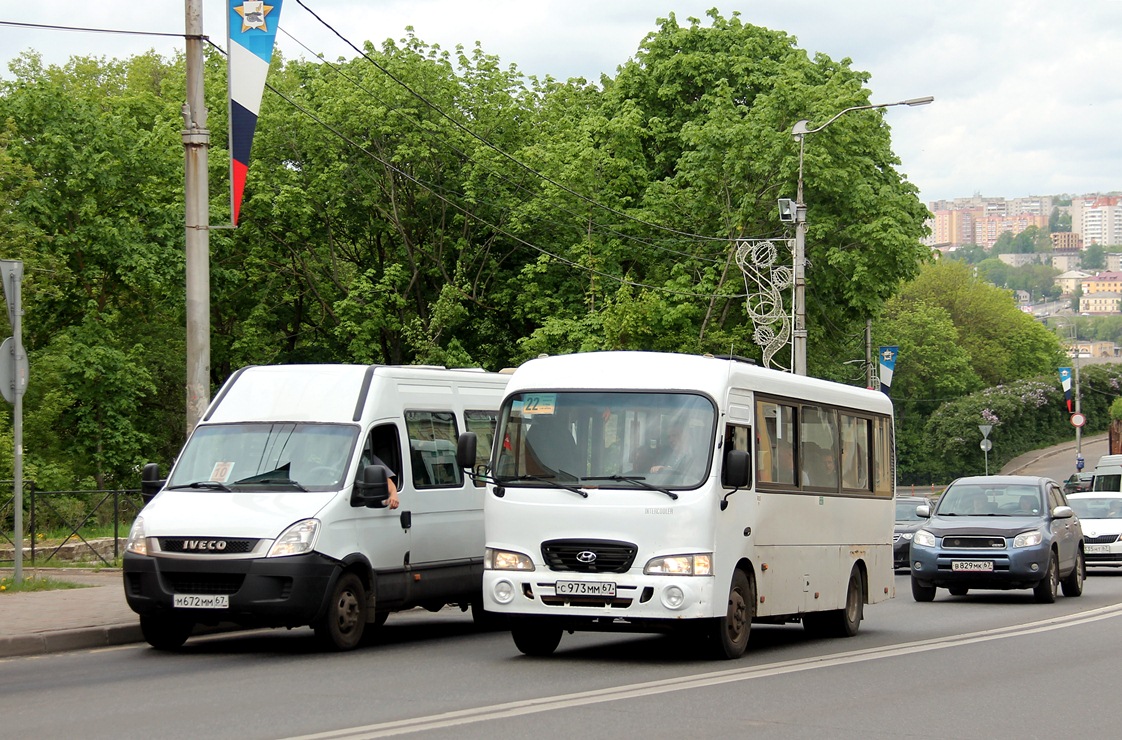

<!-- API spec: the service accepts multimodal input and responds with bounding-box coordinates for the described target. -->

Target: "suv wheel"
[1033,553,1058,604]
[911,575,936,602]
[1061,549,1085,597]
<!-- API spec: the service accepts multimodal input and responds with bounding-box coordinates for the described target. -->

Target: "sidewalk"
[0,568,142,658]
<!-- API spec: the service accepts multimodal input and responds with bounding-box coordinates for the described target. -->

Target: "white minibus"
[457,351,895,659]
[124,363,509,650]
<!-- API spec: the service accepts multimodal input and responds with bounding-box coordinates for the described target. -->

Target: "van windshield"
[494,391,715,490]
[168,423,359,492]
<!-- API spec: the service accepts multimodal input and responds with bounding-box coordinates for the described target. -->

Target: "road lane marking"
[284,601,1122,739]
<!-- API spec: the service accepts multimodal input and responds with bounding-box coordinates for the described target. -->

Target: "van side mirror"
[456,432,478,470]
[352,464,390,508]
[140,462,165,504]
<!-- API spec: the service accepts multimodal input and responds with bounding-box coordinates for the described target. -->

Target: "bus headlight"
[125,516,148,556]
[645,553,712,576]
[485,548,535,571]
[267,519,320,557]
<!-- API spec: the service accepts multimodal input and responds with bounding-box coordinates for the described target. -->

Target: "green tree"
[1082,243,1106,271]
[889,260,1063,387]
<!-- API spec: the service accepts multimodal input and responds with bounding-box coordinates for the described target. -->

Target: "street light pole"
[790,95,933,376]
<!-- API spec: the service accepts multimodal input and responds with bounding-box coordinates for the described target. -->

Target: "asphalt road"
[4,570,1122,739]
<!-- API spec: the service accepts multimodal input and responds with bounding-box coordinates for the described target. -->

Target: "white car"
[1067,493,1122,567]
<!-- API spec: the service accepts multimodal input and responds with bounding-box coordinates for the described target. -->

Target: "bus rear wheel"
[805,566,864,638]
[708,569,753,659]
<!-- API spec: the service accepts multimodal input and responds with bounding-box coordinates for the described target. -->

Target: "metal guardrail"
[0,484,145,566]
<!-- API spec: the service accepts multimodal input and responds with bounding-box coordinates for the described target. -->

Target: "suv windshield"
[935,482,1043,516]
[494,391,715,490]
[167,422,359,492]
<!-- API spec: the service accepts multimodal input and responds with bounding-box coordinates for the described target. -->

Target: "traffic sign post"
[1,259,26,584]
[978,425,992,475]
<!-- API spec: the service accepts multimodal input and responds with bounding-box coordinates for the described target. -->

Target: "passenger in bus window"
[650,426,697,475]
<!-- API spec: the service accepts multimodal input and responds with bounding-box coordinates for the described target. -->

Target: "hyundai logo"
[575,550,598,564]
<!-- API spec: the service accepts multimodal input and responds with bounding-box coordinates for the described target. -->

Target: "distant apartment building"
[972,213,1048,249]
[998,253,1049,268]
[927,195,1051,248]
[1052,252,1081,272]
[1107,253,1122,271]
[1072,196,1122,246]
[1050,231,1082,252]
[1080,291,1122,314]
[1056,270,1090,295]
[1081,270,1122,295]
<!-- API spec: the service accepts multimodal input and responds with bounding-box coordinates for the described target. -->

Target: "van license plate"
[174,594,229,609]
[951,561,993,572]
[555,581,616,597]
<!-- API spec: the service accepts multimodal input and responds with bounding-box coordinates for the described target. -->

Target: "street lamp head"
[791,119,811,138]
[903,95,934,106]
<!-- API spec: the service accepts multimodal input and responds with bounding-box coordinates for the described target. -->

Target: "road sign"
[0,336,28,403]
[979,424,992,439]
[1071,413,1086,428]
[980,439,992,452]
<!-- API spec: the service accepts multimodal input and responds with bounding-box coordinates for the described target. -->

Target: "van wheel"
[708,569,753,659]
[511,619,563,656]
[1061,549,1085,597]
[314,572,367,650]
[140,614,193,650]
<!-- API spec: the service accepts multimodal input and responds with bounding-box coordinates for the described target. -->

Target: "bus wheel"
[140,614,193,650]
[709,569,753,659]
[314,572,367,651]
[511,619,563,656]
[803,566,863,638]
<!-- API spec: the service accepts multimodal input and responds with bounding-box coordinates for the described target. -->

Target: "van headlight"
[912,529,936,548]
[125,516,148,556]
[645,553,712,576]
[1013,530,1043,548]
[267,519,320,557]
[485,547,535,571]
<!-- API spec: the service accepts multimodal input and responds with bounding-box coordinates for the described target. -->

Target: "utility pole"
[865,318,873,389]
[184,0,210,435]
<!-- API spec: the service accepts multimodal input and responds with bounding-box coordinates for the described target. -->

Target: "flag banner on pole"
[1059,367,1073,413]
[228,1,284,225]
[878,346,898,396]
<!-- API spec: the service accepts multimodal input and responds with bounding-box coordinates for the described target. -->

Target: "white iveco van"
[123,364,509,650]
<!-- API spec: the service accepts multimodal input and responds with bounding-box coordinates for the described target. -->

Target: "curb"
[0,623,143,658]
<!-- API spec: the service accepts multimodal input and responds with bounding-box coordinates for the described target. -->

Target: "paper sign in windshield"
[210,462,235,483]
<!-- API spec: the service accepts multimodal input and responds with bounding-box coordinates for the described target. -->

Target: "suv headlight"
[267,519,320,557]
[1013,530,1043,548]
[125,516,148,556]
[485,548,535,571]
[645,553,713,576]
[912,529,936,548]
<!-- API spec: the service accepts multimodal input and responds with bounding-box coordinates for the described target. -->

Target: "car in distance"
[893,496,932,570]
[1066,493,1122,568]
[909,475,1085,603]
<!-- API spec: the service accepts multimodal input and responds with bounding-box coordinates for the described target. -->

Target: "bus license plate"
[174,594,229,609]
[555,581,616,597]
[951,561,993,572]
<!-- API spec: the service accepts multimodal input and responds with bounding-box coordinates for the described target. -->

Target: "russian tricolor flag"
[228,1,284,225]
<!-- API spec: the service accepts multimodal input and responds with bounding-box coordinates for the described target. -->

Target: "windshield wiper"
[581,475,678,500]
[240,477,308,491]
[167,481,232,492]
[501,473,588,498]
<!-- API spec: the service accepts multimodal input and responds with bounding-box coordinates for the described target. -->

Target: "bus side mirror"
[352,464,390,508]
[140,462,165,505]
[723,449,750,489]
[456,432,478,470]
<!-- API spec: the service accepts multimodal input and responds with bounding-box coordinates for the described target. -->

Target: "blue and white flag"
[228,0,284,225]
[1059,367,1073,413]
[878,346,898,396]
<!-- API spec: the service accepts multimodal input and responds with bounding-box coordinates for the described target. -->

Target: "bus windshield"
[168,422,359,492]
[494,391,716,489]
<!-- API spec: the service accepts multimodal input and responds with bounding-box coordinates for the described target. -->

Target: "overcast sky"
[1,0,1120,205]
